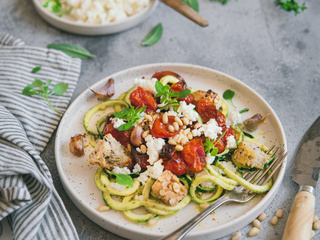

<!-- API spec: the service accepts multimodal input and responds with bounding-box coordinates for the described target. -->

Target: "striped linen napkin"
[0,33,81,240]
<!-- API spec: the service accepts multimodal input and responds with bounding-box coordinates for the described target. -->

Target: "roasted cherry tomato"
[181,139,206,174]
[170,80,193,104]
[151,116,181,138]
[213,138,225,154]
[129,87,158,112]
[160,144,187,176]
[220,125,236,145]
[104,123,131,146]
[151,71,184,81]
[131,147,149,170]
[195,98,226,125]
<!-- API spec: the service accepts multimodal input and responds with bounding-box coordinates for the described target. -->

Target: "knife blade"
[283,116,320,240]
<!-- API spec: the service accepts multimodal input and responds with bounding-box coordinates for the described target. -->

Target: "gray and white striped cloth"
[0,33,81,240]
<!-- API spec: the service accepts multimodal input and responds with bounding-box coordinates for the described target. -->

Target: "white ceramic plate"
[32,0,158,35]
[55,63,287,240]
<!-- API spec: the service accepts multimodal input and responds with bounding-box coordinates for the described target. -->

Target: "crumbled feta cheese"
[226,135,237,149]
[132,163,141,173]
[134,195,144,201]
[112,166,131,175]
[134,77,158,95]
[110,182,126,192]
[201,119,222,140]
[137,160,164,185]
[167,110,178,116]
[177,101,199,122]
[111,117,125,129]
[192,128,202,137]
[145,135,166,165]
[226,111,242,126]
[205,154,215,165]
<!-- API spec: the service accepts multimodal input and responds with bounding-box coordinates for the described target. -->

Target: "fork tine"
[260,152,287,185]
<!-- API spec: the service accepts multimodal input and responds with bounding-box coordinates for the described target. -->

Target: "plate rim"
[55,63,287,239]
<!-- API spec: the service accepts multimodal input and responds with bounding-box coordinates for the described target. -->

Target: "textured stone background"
[1,0,319,239]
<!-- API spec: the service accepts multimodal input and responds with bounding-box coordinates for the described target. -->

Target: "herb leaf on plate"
[203,131,226,156]
[155,81,191,105]
[239,108,249,114]
[114,106,146,131]
[223,89,236,108]
[47,43,96,59]
[142,23,163,46]
[180,0,199,12]
[115,174,134,188]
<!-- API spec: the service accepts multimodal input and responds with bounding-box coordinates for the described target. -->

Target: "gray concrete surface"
[1,0,320,239]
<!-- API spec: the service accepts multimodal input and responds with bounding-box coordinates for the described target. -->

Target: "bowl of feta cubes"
[32,0,158,35]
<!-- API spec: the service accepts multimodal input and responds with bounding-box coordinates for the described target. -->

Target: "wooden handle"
[159,0,208,27]
[282,190,315,240]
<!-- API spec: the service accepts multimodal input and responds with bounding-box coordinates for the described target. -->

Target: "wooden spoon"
[160,0,209,27]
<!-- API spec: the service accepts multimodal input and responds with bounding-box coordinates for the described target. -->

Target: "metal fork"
[160,146,287,240]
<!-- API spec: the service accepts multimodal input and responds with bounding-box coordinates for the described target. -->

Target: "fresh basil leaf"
[155,80,164,93]
[243,131,254,139]
[116,174,134,188]
[142,23,163,46]
[32,66,41,73]
[53,83,68,95]
[178,89,191,99]
[181,0,199,12]
[118,122,134,131]
[275,0,306,15]
[210,147,219,156]
[239,108,249,114]
[223,89,236,108]
[47,43,96,59]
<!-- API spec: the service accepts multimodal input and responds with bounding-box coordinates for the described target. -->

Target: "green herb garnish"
[181,0,199,12]
[43,0,63,16]
[22,79,68,114]
[239,108,249,114]
[47,43,96,59]
[276,0,307,15]
[223,89,236,108]
[155,81,191,105]
[142,23,163,46]
[115,174,134,188]
[209,0,230,4]
[242,131,254,139]
[203,131,226,156]
[32,66,41,73]
[114,106,146,131]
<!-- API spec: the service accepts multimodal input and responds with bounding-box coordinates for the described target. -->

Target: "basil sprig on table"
[22,78,68,114]
[113,106,146,131]
[142,23,163,46]
[31,66,41,73]
[48,43,96,59]
[275,0,307,15]
[203,131,226,157]
[155,81,191,105]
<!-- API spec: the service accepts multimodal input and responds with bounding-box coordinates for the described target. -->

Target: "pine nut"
[183,128,191,135]
[173,122,179,131]
[148,218,158,226]
[172,134,179,142]
[185,114,192,121]
[258,212,266,222]
[127,144,131,152]
[187,132,193,140]
[252,219,261,229]
[162,113,168,124]
[140,145,147,154]
[174,116,183,126]
[180,137,188,145]
[175,145,183,151]
[168,125,175,132]
[199,203,210,209]
[173,183,181,193]
[182,125,187,129]
[144,115,152,122]
[98,205,110,212]
[153,114,158,121]
[168,139,177,145]
[142,130,150,138]
[177,134,184,144]
[231,232,241,240]
[313,215,319,223]
[275,208,283,218]
[313,220,320,230]
[270,216,278,225]
[181,117,189,125]
[194,122,202,129]
[248,227,260,237]
[310,230,315,239]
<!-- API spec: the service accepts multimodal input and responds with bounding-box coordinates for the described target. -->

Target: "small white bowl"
[32,0,158,35]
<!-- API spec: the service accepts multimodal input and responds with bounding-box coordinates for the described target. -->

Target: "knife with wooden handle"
[282,116,320,240]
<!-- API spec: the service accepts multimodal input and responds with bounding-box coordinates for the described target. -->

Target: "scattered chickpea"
[275,208,283,218]
[270,216,278,226]
[168,139,177,145]
[248,227,260,237]
[98,205,110,212]
[231,232,241,240]
[310,230,315,239]
[162,113,168,124]
[168,125,175,133]
[252,219,261,229]
[313,220,320,230]
[258,213,267,222]
[148,218,158,226]
[314,215,319,223]
[140,144,147,154]
[175,144,183,151]
[142,130,150,139]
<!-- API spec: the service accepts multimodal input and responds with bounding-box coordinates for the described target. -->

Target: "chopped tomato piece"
[160,144,187,176]
[151,71,184,81]
[213,138,225,154]
[195,98,226,125]
[131,147,149,170]
[104,123,131,146]
[220,125,236,145]
[129,87,158,112]
[181,139,206,174]
[151,116,181,138]
[170,80,193,104]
